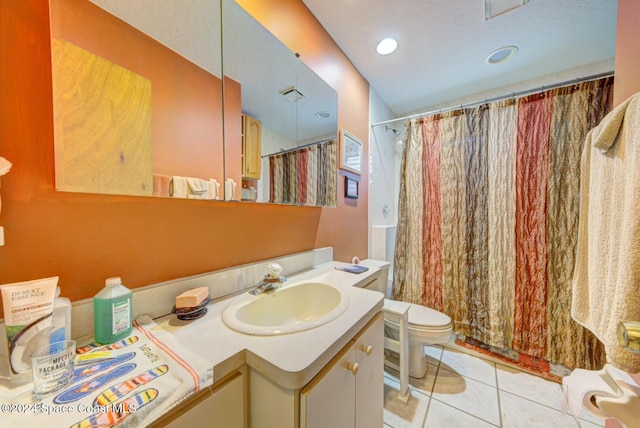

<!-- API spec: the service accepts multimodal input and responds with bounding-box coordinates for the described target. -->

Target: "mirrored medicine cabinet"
[49,0,338,207]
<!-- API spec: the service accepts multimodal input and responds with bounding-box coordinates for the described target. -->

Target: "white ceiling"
[301,0,618,116]
[222,1,338,143]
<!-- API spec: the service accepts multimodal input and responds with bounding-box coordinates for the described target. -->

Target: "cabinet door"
[355,314,384,428]
[242,115,262,179]
[300,342,357,428]
[165,372,245,428]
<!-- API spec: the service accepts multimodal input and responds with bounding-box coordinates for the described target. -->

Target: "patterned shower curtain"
[392,78,613,370]
[268,139,337,207]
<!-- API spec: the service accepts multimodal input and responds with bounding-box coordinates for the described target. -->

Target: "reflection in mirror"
[222,0,338,206]
[50,0,224,199]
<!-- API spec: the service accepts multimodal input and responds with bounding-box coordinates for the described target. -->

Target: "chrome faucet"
[249,263,287,295]
[249,277,286,295]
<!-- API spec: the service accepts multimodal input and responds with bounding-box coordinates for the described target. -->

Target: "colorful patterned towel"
[1,315,213,427]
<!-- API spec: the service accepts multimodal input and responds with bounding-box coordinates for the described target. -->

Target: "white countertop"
[147,260,386,390]
[0,257,388,428]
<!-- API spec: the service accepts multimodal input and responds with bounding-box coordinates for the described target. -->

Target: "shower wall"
[368,88,401,261]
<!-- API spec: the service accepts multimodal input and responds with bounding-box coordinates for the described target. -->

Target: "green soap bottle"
[93,277,132,344]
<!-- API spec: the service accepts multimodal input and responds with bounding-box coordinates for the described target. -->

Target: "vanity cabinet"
[250,313,383,428]
[354,313,385,428]
[301,341,357,427]
[156,371,246,428]
[300,314,384,428]
[242,114,262,179]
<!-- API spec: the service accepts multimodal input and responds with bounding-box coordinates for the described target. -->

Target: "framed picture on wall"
[344,176,359,199]
[340,129,362,175]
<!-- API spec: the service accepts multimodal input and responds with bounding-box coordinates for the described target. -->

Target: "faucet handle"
[264,263,285,283]
[267,263,284,278]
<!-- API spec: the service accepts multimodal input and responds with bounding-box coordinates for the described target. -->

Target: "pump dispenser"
[93,277,132,344]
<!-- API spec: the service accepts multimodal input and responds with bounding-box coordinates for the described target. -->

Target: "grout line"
[496,388,504,426]
[421,359,441,427]
[495,366,503,428]
[430,362,440,395]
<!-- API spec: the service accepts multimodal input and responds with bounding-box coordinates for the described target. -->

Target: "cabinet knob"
[361,344,373,356]
[347,362,359,376]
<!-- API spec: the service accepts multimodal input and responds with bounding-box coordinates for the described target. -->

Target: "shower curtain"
[392,77,613,370]
[268,139,337,207]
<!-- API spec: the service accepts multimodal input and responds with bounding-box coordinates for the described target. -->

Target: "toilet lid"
[406,303,451,328]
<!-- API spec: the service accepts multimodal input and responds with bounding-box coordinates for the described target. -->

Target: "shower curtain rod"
[261,136,336,158]
[370,71,614,128]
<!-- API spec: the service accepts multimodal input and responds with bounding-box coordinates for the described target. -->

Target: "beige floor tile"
[424,398,498,427]
[385,363,439,396]
[431,367,501,425]
[384,346,610,428]
[440,348,497,386]
[496,363,564,411]
[424,345,443,364]
[383,375,430,428]
[500,390,604,428]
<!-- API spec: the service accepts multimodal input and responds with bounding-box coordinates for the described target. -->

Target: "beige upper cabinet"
[242,115,262,179]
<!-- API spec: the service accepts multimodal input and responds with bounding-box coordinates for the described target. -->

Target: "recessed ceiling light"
[316,111,330,119]
[376,38,398,55]
[486,46,518,64]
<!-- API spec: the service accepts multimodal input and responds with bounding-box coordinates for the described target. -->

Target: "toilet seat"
[404,303,451,327]
[384,301,453,344]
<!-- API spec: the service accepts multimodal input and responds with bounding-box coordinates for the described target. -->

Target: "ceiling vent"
[280,86,305,103]
[485,0,529,20]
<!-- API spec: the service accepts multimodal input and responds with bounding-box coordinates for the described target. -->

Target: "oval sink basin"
[222,282,349,335]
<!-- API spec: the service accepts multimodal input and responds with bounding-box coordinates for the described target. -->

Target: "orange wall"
[614,0,640,106]
[0,0,368,309]
[236,0,371,262]
[224,76,243,190]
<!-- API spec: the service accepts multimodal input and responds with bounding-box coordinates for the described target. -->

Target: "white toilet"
[364,263,453,378]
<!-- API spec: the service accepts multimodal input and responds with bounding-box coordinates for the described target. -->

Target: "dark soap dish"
[173,296,211,321]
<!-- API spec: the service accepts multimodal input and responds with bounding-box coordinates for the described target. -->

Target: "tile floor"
[383,345,608,428]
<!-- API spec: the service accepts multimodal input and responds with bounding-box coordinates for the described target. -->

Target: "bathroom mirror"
[222,0,339,206]
[49,0,224,199]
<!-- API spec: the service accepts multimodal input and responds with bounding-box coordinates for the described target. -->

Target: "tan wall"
[0,0,369,311]
[614,0,640,106]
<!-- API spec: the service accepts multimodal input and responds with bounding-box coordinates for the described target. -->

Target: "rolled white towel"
[185,177,209,196]
[207,179,220,200]
[225,178,236,201]
[171,176,188,198]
